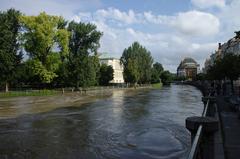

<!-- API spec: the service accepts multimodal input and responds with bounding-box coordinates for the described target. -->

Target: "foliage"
[67,21,102,88]
[160,71,173,85]
[207,53,240,81]
[20,12,69,83]
[0,9,22,92]
[173,76,186,81]
[151,62,164,83]
[196,73,206,81]
[121,42,153,84]
[0,8,176,91]
[99,64,114,86]
[207,53,240,93]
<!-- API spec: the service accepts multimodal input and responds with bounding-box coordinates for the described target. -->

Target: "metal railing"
[187,93,211,159]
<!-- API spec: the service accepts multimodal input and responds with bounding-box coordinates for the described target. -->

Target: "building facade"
[177,57,200,80]
[99,58,124,84]
[204,32,240,72]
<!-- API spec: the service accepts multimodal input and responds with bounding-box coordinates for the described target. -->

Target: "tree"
[120,42,153,85]
[67,21,102,89]
[138,48,153,84]
[221,54,240,93]
[151,62,164,83]
[99,64,114,86]
[20,12,69,84]
[0,9,22,92]
[160,71,173,85]
[206,60,224,81]
[207,53,240,93]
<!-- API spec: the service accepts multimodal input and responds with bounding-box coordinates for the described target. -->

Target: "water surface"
[0,84,203,159]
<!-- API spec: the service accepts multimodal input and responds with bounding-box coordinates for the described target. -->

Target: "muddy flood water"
[0,84,203,159]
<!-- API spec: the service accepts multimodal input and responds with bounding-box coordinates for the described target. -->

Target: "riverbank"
[0,89,57,98]
[0,84,160,98]
[0,86,155,119]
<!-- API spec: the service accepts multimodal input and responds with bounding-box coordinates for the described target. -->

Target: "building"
[99,58,124,84]
[177,57,200,80]
[221,35,240,57]
[203,32,240,72]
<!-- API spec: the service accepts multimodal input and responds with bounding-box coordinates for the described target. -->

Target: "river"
[0,84,203,159]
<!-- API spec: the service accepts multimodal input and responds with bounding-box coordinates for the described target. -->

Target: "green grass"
[152,83,163,89]
[0,89,58,98]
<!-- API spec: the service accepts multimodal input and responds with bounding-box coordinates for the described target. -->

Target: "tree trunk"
[5,82,9,92]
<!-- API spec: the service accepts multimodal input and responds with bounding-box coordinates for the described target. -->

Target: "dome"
[182,57,197,64]
[177,57,198,71]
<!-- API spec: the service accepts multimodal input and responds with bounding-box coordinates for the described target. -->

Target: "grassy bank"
[0,84,155,98]
[152,83,163,89]
[0,90,57,98]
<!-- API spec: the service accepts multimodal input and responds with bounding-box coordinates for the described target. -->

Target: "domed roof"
[182,57,197,64]
[177,57,198,70]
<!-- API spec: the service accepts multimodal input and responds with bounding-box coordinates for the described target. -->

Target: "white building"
[100,58,124,84]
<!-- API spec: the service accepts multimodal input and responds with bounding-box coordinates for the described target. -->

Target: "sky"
[1,0,240,72]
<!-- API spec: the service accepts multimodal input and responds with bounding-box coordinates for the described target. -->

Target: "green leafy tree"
[221,54,240,93]
[138,49,153,84]
[99,64,114,86]
[67,21,102,89]
[151,62,164,83]
[207,53,240,93]
[121,42,153,85]
[20,12,69,84]
[207,59,224,81]
[0,9,22,92]
[160,70,173,85]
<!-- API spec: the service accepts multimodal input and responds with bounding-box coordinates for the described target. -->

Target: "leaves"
[68,21,102,88]
[120,42,153,84]
[99,64,114,86]
[207,53,240,81]
[20,12,69,84]
[0,8,22,91]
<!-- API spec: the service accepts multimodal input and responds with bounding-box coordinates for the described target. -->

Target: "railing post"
[186,116,218,159]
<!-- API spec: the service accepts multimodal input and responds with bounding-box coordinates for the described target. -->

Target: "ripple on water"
[125,127,187,159]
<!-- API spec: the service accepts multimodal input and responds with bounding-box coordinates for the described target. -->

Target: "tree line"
[206,53,240,93]
[0,9,172,92]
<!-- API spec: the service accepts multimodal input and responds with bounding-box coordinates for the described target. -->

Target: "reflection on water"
[0,84,203,159]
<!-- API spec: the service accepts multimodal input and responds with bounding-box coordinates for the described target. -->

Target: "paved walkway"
[217,96,240,159]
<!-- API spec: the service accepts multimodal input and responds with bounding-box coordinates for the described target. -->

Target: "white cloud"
[74,8,220,37]
[143,11,172,24]
[93,20,217,72]
[172,10,220,36]
[191,0,226,9]
[218,0,240,40]
[72,8,221,72]
[95,8,139,24]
